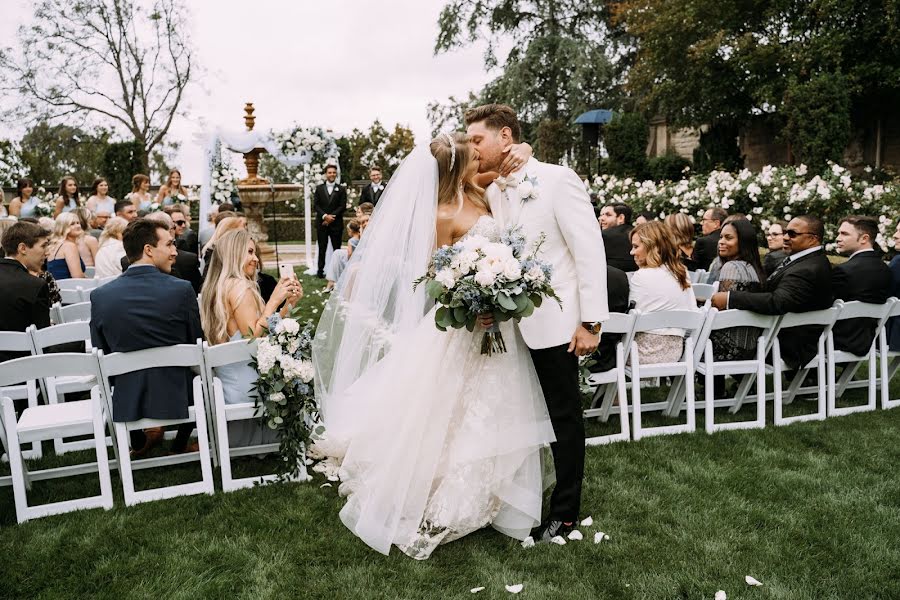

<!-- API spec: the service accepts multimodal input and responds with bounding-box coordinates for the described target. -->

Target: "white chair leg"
[91,389,114,510]
[191,378,215,496]
[773,339,786,426]
[684,340,696,433]
[114,422,138,506]
[214,379,236,491]
[704,345,714,434]
[3,399,30,523]
[630,343,643,441]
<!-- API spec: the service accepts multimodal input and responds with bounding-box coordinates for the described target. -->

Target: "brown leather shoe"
[130,427,165,459]
[169,441,200,455]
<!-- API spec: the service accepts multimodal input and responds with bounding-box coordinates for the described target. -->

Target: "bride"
[312,133,555,560]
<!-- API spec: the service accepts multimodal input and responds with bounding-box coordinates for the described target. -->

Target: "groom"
[466,104,609,542]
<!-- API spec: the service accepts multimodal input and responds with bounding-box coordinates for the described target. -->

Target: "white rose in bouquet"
[524,265,546,283]
[435,268,457,289]
[457,250,479,274]
[257,338,280,373]
[474,269,496,287]
[462,234,489,252]
[502,258,522,281]
[278,318,300,335]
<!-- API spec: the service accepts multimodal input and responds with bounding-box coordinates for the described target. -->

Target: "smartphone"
[278,263,296,280]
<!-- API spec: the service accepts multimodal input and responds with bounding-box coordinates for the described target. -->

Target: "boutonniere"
[517,175,539,202]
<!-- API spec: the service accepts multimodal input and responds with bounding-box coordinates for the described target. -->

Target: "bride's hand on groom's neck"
[497,142,533,177]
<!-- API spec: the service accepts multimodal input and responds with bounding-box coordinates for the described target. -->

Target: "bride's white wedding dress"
[327,215,556,560]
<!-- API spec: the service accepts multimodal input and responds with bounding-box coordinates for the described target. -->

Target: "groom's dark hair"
[464,104,521,143]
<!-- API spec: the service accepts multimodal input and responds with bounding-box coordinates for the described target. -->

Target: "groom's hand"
[568,327,599,356]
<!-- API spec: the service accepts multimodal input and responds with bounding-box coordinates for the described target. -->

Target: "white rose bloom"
[297,360,315,383]
[525,265,545,283]
[462,234,489,252]
[435,268,457,289]
[281,318,300,335]
[269,392,286,405]
[256,338,280,373]
[502,258,522,281]
[474,269,496,287]
[482,242,514,262]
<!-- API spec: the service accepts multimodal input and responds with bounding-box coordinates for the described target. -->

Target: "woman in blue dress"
[8,178,39,218]
[46,212,87,280]
[53,176,81,218]
[86,177,117,218]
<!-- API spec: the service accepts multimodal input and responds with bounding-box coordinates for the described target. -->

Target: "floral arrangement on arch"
[209,155,240,206]
[276,125,341,210]
[252,308,323,482]
[587,163,900,252]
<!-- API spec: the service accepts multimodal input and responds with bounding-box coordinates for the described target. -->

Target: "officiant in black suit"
[360,166,386,206]
[831,216,892,356]
[314,164,347,278]
[711,215,833,369]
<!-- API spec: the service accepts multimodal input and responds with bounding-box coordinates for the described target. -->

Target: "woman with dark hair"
[157,169,188,206]
[86,177,117,218]
[53,176,81,218]
[9,178,38,218]
[635,211,657,225]
[707,218,766,361]
[128,174,153,211]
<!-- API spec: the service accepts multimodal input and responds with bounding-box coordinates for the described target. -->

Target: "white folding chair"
[771,306,840,426]
[0,329,42,460]
[826,300,894,417]
[56,278,98,292]
[56,301,92,323]
[878,299,900,409]
[97,342,214,506]
[583,312,636,445]
[628,309,708,440]
[59,288,85,305]
[689,269,707,284]
[698,309,780,433]
[0,353,113,523]
[691,281,719,305]
[30,322,98,455]
[203,339,280,491]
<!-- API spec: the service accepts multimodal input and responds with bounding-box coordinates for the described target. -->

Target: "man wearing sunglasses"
[165,205,199,255]
[712,215,833,369]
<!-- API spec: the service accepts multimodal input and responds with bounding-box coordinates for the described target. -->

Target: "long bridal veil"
[312,146,438,442]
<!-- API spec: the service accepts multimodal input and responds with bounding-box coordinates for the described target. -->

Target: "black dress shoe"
[316,272,325,279]
[531,519,575,543]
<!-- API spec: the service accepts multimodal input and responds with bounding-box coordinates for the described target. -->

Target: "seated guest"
[712,215,833,370]
[635,211,656,226]
[166,204,199,255]
[90,219,203,456]
[706,219,766,361]
[887,222,900,351]
[16,217,61,305]
[94,217,129,278]
[198,204,220,250]
[201,215,246,278]
[72,207,98,267]
[588,266,630,373]
[763,220,789,276]
[123,212,203,293]
[87,210,109,239]
[325,219,362,292]
[114,199,138,222]
[628,221,698,364]
[692,206,727,270]
[252,239,278,302]
[665,213,700,272]
[0,221,51,361]
[599,202,637,272]
[46,212,87,279]
[831,216,891,356]
[199,229,301,446]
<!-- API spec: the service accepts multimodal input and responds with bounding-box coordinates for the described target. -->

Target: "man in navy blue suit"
[90,219,203,456]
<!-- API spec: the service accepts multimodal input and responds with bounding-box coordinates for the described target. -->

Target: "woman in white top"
[94,217,129,278]
[85,177,117,218]
[629,220,698,364]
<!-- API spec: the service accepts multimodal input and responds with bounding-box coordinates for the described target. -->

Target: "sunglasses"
[174,220,186,226]
[784,229,818,239]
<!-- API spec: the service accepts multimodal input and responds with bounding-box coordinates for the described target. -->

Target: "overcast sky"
[0,0,506,182]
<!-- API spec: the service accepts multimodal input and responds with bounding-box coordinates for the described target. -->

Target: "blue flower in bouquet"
[432,245,460,272]
[501,226,527,257]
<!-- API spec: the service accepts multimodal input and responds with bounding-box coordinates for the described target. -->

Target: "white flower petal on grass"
[593,532,610,544]
[326,475,339,482]
[550,535,566,545]
[745,576,763,587]
[319,483,332,488]
[470,587,485,594]
[505,584,524,594]
[520,536,535,548]
[580,516,593,527]
[567,530,583,541]
[715,591,727,600]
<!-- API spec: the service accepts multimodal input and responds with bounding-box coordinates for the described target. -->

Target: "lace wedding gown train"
[328,216,556,560]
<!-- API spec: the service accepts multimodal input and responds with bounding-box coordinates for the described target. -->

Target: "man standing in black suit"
[314,164,347,278]
[831,216,892,355]
[0,221,51,361]
[92,219,203,455]
[598,203,637,272]
[692,207,727,270]
[711,215,833,369]
[359,166,386,206]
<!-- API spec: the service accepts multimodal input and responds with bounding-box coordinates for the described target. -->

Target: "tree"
[616,0,900,160]
[102,140,145,199]
[604,112,648,177]
[434,0,628,163]
[0,0,194,173]
[18,122,111,187]
[346,120,415,181]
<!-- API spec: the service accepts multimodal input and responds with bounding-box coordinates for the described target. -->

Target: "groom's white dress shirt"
[487,158,609,349]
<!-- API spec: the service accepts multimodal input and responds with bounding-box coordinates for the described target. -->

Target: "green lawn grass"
[1,270,898,599]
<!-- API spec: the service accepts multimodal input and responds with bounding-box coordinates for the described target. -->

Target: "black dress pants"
[317,226,342,276]
[529,343,584,521]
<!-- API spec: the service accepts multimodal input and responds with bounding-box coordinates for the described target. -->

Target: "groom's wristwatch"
[582,321,602,335]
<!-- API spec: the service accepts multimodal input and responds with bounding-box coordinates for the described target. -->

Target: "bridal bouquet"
[415,225,559,355]
[32,187,57,217]
[252,308,324,482]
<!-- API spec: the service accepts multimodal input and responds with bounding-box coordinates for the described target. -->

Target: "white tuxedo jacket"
[487,158,609,349]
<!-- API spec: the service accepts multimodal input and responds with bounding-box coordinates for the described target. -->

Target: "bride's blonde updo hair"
[430,132,487,213]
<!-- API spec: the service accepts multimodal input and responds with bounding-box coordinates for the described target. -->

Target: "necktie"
[769,256,792,279]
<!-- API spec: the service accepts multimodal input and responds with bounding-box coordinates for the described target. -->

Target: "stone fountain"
[236,103,301,259]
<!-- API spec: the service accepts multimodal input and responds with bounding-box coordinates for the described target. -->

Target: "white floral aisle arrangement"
[588,162,900,251]
[414,225,560,355]
[210,159,240,205]
[252,309,323,482]
[275,125,341,211]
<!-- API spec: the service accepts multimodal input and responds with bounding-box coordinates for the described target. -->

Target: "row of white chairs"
[56,275,118,305]
[584,297,900,445]
[0,325,274,524]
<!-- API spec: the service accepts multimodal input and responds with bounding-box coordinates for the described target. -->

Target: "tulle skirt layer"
[327,308,555,559]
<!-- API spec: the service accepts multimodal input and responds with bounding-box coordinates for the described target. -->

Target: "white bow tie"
[496,175,519,192]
